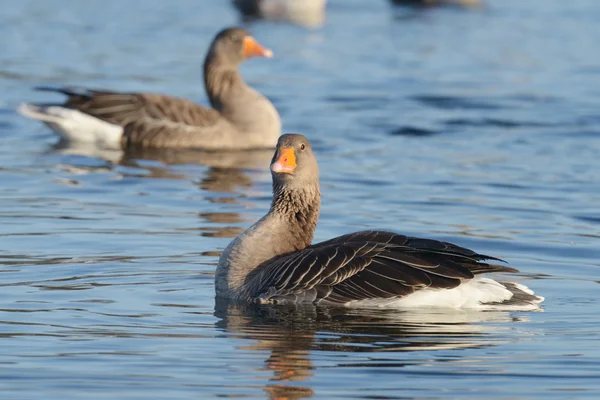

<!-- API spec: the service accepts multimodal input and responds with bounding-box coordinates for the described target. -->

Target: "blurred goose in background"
[19,27,281,150]
[233,0,327,28]
[217,133,544,310]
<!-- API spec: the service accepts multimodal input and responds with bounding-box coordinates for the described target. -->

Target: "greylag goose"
[390,0,482,7]
[232,0,327,28]
[216,134,544,310]
[18,27,281,150]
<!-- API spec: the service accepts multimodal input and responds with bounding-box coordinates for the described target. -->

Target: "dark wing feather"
[243,230,516,304]
[35,86,221,127]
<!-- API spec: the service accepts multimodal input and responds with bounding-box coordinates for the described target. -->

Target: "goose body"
[233,0,327,27]
[390,0,481,7]
[216,134,544,310]
[18,27,281,150]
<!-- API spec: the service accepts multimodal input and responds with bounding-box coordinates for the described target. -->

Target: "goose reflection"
[51,142,273,238]
[215,299,529,399]
[120,148,272,239]
[120,146,273,194]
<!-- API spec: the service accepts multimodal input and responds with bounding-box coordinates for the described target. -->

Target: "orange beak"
[243,36,273,59]
[270,147,296,174]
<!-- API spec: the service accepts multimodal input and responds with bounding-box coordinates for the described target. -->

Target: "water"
[1,0,600,398]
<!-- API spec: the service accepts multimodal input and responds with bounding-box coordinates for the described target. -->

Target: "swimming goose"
[390,0,482,7]
[18,27,281,150]
[232,0,327,27]
[216,133,544,310]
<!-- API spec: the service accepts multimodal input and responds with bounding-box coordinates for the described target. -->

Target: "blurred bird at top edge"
[232,0,327,28]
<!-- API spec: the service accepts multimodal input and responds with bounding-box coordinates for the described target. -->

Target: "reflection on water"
[53,141,272,192]
[52,141,272,185]
[215,299,529,399]
[50,142,273,239]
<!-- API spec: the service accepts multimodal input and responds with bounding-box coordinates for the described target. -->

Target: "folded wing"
[37,86,220,127]
[244,230,515,304]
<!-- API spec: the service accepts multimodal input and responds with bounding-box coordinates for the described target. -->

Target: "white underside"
[18,103,123,149]
[345,277,544,311]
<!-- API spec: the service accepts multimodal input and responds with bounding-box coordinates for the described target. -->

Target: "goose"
[233,0,327,27]
[216,133,543,310]
[18,27,281,150]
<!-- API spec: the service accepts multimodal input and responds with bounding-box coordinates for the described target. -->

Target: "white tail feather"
[18,103,123,150]
[347,277,544,311]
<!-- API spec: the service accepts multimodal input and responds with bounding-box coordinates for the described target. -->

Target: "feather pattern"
[242,230,515,304]
[34,87,241,149]
[38,88,223,128]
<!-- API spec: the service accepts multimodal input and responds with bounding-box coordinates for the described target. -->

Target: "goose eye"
[300,143,306,151]
[231,34,240,42]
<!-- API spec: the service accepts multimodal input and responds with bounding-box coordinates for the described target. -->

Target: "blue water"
[1,0,600,399]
